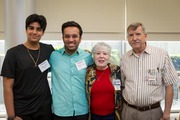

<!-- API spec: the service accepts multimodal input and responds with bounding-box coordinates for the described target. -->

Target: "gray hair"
[91,42,111,55]
[127,22,147,34]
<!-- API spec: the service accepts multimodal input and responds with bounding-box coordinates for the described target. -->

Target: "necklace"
[96,66,108,81]
[97,70,106,81]
[26,46,40,67]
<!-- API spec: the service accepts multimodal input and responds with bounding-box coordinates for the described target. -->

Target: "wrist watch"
[7,115,16,120]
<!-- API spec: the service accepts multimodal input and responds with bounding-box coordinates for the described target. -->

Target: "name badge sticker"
[113,79,121,90]
[38,60,50,72]
[75,60,87,71]
[148,69,157,81]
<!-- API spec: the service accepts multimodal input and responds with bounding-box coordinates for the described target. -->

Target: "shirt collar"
[58,47,80,55]
[127,44,151,56]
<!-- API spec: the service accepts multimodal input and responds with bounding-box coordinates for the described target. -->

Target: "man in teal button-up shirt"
[50,21,94,120]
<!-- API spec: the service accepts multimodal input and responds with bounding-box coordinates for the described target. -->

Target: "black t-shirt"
[1,42,54,115]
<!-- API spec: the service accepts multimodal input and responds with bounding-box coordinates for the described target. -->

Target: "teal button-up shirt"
[49,47,94,116]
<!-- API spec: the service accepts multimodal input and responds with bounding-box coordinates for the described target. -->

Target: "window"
[0,40,5,117]
[41,40,124,66]
[0,40,5,104]
[0,40,4,55]
[126,41,180,72]
[0,40,180,117]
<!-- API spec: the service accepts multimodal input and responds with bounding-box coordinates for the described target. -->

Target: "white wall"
[0,0,4,39]
[0,0,180,40]
[127,0,180,40]
[36,0,125,40]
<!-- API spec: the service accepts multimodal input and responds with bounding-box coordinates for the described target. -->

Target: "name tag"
[148,69,157,81]
[113,79,121,90]
[38,60,50,72]
[75,60,87,71]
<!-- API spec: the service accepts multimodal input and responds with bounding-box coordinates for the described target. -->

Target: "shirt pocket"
[147,68,162,86]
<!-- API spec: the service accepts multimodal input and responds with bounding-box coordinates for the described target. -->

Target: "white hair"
[91,42,111,55]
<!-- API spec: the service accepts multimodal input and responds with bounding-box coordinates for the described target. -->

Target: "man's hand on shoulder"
[85,49,92,54]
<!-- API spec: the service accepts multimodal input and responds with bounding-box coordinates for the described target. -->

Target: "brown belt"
[123,99,160,111]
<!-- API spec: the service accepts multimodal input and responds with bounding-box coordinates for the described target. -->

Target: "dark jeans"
[91,112,115,120]
[53,113,88,120]
[17,104,53,120]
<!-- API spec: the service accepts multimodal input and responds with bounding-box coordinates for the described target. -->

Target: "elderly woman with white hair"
[86,42,122,120]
